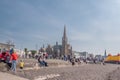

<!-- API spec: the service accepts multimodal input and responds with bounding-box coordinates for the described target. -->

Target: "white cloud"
[1,0,120,55]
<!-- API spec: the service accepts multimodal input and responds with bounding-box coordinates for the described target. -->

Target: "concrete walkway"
[0,71,29,80]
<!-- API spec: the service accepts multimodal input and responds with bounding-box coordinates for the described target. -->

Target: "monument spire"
[62,25,68,56]
[104,49,107,58]
[63,25,67,38]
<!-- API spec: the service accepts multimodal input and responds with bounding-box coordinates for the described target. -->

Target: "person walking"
[10,48,18,73]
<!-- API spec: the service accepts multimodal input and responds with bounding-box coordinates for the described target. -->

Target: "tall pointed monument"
[62,25,72,57]
[104,49,107,58]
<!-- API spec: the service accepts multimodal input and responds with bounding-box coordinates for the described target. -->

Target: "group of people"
[38,54,48,67]
[69,57,106,66]
[0,48,18,72]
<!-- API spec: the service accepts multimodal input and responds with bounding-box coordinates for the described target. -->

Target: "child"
[19,60,24,69]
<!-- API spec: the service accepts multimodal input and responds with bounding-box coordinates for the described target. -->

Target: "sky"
[0,0,120,55]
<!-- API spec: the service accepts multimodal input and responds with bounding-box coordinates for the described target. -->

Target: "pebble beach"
[8,63,120,80]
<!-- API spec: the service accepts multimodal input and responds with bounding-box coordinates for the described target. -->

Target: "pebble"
[11,64,120,80]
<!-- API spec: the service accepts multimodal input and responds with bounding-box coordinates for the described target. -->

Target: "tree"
[31,50,37,58]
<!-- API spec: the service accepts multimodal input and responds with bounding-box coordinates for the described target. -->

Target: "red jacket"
[0,53,2,59]
[11,53,18,60]
[0,52,9,60]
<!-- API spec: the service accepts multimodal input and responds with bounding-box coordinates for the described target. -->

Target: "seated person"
[38,56,48,67]
[0,49,8,63]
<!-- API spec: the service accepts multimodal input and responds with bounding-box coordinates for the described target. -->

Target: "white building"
[0,43,15,52]
[72,51,89,59]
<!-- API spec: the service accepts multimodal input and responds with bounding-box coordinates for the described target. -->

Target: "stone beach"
[1,59,120,80]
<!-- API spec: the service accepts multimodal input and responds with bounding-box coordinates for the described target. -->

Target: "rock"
[0,62,8,72]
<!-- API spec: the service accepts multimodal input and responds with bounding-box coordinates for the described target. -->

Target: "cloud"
[1,0,120,54]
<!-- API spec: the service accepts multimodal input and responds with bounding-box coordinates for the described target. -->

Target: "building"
[39,25,72,59]
[72,51,80,58]
[0,43,15,52]
[73,51,89,59]
[52,42,62,58]
[51,25,72,59]
[46,44,53,58]
[95,55,104,61]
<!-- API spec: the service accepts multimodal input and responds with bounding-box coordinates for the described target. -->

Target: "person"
[38,55,48,67]
[38,56,45,66]
[77,59,81,65]
[0,49,8,63]
[10,48,18,72]
[71,58,75,66]
[45,53,48,59]
[5,52,12,71]
[19,60,24,69]
[43,54,48,66]
[102,59,105,65]
[93,58,96,64]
